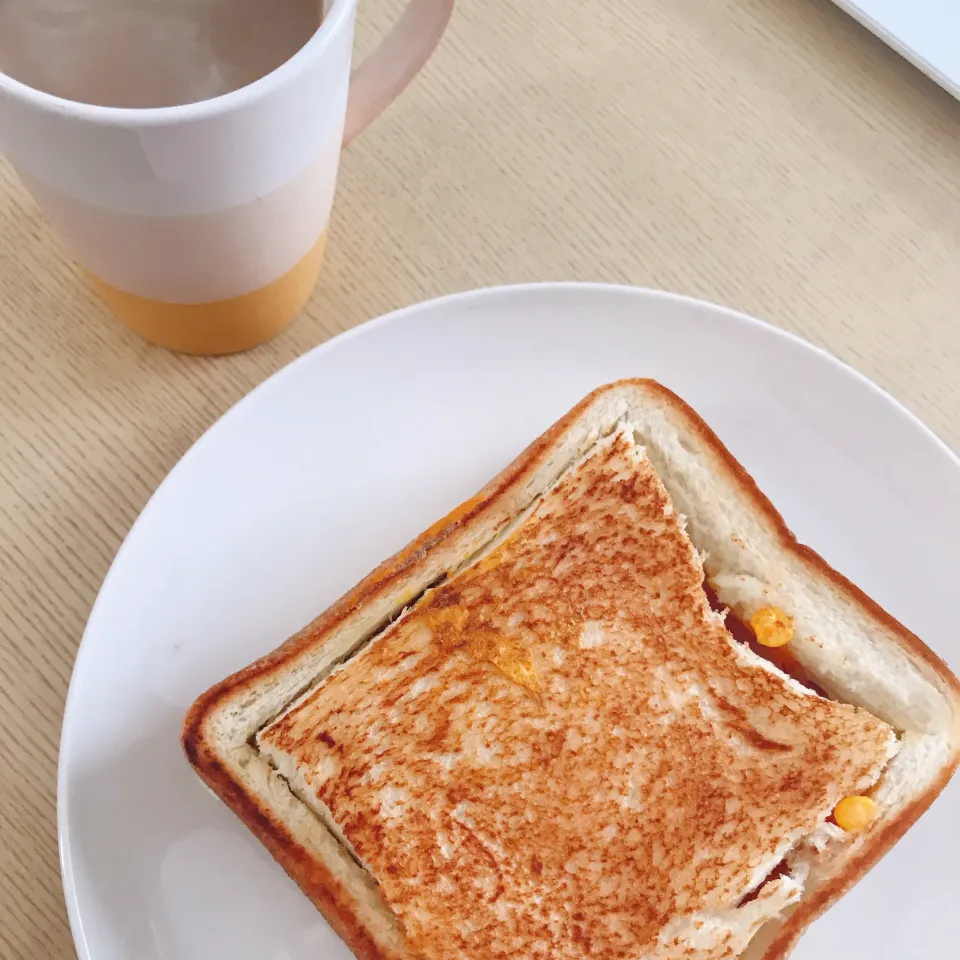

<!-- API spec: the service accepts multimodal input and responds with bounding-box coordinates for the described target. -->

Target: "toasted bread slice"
[256,425,898,959]
[183,380,960,960]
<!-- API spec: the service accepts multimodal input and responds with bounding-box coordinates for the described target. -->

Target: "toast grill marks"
[258,428,897,960]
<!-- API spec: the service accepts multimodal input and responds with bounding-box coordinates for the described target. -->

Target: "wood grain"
[2,0,960,956]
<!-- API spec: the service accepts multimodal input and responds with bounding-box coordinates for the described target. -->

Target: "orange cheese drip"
[421,599,542,701]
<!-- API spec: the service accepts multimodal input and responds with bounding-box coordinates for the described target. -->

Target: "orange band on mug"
[88,230,328,355]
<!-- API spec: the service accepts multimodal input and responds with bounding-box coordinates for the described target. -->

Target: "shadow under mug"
[0,0,454,354]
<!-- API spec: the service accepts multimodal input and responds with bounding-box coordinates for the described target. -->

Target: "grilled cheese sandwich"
[184,380,960,960]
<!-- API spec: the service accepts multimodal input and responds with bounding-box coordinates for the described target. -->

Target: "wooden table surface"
[2,0,960,956]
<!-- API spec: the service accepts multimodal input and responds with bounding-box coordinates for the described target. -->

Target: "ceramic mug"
[0,0,453,354]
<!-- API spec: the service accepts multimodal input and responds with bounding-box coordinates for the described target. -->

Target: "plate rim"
[56,280,960,960]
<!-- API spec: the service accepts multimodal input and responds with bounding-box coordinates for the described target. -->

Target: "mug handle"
[343,0,455,145]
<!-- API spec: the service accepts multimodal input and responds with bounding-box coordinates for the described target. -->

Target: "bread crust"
[182,379,960,960]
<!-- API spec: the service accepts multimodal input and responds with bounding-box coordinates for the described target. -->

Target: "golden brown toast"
[183,380,960,960]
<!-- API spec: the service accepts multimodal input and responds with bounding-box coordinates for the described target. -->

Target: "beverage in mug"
[0,0,453,353]
[0,0,324,109]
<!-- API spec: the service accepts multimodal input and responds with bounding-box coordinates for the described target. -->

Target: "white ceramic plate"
[60,283,960,960]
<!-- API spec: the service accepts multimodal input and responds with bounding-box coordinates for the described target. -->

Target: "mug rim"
[0,0,356,127]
